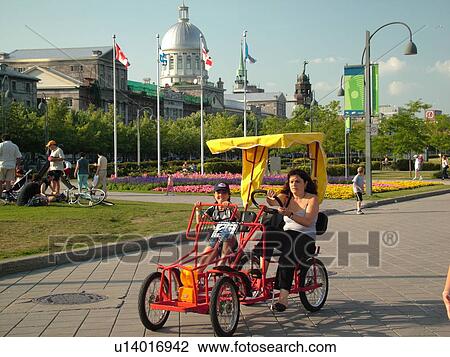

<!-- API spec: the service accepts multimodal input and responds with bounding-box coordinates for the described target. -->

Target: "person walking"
[74,152,89,191]
[413,154,423,180]
[0,134,22,195]
[352,166,365,214]
[95,153,108,194]
[46,140,65,194]
[442,155,449,180]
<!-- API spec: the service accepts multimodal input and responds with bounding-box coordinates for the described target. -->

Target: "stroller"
[1,169,34,203]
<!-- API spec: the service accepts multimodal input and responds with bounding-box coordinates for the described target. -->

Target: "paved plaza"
[0,194,449,337]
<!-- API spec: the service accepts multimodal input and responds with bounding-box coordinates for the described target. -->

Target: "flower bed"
[153,180,441,199]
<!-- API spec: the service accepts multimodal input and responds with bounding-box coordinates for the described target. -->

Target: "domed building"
[160,3,224,111]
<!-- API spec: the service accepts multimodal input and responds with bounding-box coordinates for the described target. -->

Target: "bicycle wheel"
[299,259,328,312]
[138,272,170,331]
[78,189,105,207]
[0,198,7,206]
[210,276,240,337]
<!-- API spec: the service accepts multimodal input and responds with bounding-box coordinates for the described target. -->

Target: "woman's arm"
[278,195,319,227]
[443,265,450,319]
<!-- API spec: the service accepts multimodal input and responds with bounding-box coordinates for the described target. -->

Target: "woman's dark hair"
[79,152,85,157]
[281,168,317,196]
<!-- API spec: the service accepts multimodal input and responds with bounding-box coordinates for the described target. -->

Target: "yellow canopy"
[206,133,328,206]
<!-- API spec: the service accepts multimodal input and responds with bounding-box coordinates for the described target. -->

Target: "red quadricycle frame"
[138,191,329,337]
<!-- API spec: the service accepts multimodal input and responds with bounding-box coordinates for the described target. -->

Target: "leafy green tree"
[426,114,450,153]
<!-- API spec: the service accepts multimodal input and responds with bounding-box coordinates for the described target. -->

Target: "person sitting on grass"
[16,175,58,206]
[195,182,240,271]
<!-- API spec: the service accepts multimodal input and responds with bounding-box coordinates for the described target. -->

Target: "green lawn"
[372,170,438,180]
[0,200,192,261]
[365,183,448,201]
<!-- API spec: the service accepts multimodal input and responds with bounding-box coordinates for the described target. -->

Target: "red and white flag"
[201,41,213,71]
[115,43,130,69]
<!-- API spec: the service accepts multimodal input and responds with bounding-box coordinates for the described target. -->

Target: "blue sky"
[1,0,449,113]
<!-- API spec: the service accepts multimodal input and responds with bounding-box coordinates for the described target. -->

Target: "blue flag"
[245,42,256,64]
[159,50,167,66]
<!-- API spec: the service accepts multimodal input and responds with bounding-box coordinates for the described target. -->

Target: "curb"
[342,188,450,213]
[0,231,184,277]
[1,188,449,277]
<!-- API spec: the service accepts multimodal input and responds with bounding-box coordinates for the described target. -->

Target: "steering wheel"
[250,189,283,214]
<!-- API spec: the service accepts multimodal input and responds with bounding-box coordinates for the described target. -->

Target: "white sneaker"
[357,210,364,215]
[419,176,423,180]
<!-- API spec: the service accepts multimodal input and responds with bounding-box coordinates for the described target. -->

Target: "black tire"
[78,188,105,207]
[210,276,240,337]
[138,272,170,330]
[299,259,328,312]
[236,253,262,300]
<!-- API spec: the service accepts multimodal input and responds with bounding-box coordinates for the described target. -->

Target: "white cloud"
[314,81,334,92]
[378,57,406,74]
[388,81,415,96]
[310,57,338,64]
[431,60,450,77]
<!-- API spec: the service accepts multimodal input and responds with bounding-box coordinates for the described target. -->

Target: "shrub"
[204,161,241,174]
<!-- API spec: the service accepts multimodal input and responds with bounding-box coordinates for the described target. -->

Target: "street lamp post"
[1,75,13,134]
[136,107,153,167]
[337,76,349,178]
[309,90,317,132]
[362,22,417,195]
[38,96,48,149]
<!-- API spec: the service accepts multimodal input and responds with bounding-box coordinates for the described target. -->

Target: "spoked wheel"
[298,259,328,312]
[78,188,105,207]
[210,276,240,337]
[138,272,170,330]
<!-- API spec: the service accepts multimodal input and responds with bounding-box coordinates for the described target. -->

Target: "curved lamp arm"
[361,21,416,64]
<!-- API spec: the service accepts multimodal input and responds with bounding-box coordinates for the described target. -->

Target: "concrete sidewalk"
[0,194,449,337]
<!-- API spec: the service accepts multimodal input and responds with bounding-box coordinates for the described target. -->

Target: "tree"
[426,114,450,153]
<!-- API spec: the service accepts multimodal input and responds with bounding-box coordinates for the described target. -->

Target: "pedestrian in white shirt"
[0,134,22,194]
[46,140,65,194]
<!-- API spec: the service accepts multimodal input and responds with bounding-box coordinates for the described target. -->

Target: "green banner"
[345,117,352,133]
[371,63,379,116]
[344,65,365,116]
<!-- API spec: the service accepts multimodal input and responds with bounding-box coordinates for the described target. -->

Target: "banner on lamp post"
[343,65,365,117]
[371,63,379,116]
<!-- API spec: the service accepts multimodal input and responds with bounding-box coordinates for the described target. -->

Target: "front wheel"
[299,259,328,312]
[78,188,105,207]
[210,276,240,337]
[138,272,170,330]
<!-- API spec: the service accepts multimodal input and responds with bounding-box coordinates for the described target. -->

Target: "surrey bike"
[138,133,329,336]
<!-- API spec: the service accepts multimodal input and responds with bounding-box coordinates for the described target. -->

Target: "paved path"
[106,191,357,212]
[0,194,449,336]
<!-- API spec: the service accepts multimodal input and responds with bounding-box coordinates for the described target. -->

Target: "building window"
[195,56,200,70]
[169,56,174,70]
[186,55,191,70]
[12,81,16,91]
[64,98,73,107]
[16,67,25,73]
[70,65,83,72]
[26,100,31,107]
[26,83,31,93]
[177,55,183,74]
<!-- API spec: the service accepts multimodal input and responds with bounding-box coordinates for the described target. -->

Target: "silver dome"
[161,5,208,51]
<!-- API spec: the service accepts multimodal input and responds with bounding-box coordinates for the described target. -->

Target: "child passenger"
[195,182,240,270]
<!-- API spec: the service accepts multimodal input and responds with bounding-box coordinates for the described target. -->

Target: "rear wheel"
[78,188,105,207]
[210,276,240,337]
[138,272,170,330]
[299,259,328,312]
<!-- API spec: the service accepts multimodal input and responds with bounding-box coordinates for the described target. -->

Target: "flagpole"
[200,34,204,175]
[112,35,118,178]
[243,30,247,137]
[156,34,161,176]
